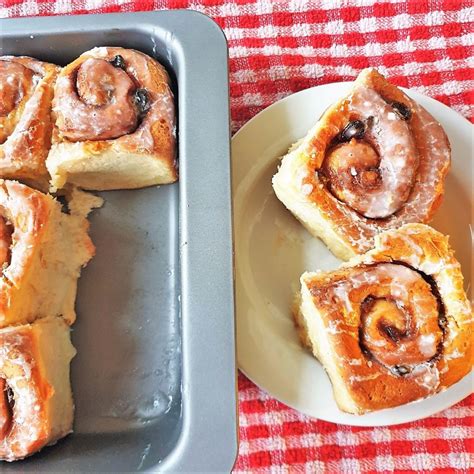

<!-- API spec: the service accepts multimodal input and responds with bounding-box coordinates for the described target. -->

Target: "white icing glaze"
[349,373,381,384]
[418,334,437,358]
[0,330,42,459]
[341,85,418,218]
[310,261,446,394]
[89,46,109,57]
[409,363,440,392]
[53,47,175,153]
[333,283,354,313]
[445,348,463,360]
[306,73,451,253]
[0,57,53,167]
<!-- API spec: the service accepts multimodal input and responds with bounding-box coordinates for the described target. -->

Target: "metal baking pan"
[0,10,237,472]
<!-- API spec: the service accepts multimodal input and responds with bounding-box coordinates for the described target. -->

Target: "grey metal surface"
[0,11,237,473]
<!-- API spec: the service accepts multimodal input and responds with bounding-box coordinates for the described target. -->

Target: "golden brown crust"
[0,180,96,327]
[49,47,177,190]
[273,68,450,259]
[361,224,473,389]
[0,326,49,460]
[292,294,313,351]
[0,318,75,461]
[297,224,472,414]
[0,180,52,295]
[0,56,59,191]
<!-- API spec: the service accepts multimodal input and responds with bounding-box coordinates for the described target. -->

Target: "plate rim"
[232,81,473,141]
[232,81,473,426]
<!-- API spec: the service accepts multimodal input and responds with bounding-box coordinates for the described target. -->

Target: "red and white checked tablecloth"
[2,0,472,472]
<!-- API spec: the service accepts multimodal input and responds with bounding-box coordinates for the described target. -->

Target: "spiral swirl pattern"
[317,263,443,378]
[53,47,175,147]
[0,56,58,190]
[273,69,452,260]
[0,61,35,143]
[297,224,472,413]
[55,57,138,141]
[0,318,75,461]
[321,84,419,219]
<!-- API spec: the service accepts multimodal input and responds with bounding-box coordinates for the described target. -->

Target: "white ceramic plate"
[232,82,473,426]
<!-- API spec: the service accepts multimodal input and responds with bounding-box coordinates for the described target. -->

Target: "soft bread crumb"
[47,144,177,192]
[66,186,104,217]
[0,180,96,327]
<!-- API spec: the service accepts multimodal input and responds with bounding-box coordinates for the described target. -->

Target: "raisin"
[439,314,448,328]
[391,101,412,120]
[110,55,126,70]
[392,365,410,376]
[334,120,366,144]
[133,88,151,115]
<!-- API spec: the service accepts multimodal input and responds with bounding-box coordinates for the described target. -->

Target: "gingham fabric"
[2,1,473,472]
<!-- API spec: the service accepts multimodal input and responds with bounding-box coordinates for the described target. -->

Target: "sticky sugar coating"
[273,68,451,260]
[294,224,472,414]
[0,56,59,191]
[0,317,76,461]
[47,46,177,191]
[0,180,99,328]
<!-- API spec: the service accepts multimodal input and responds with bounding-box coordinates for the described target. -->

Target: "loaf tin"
[0,10,237,472]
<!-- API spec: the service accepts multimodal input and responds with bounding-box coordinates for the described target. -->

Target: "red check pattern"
[2,1,473,472]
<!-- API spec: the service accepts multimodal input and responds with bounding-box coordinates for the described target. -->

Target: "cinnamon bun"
[0,56,59,191]
[273,68,451,260]
[0,317,75,461]
[294,224,472,414]
[47,47,177,191]
[0,180,99,327]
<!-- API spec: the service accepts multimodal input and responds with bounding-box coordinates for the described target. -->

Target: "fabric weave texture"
[1,1,472,472]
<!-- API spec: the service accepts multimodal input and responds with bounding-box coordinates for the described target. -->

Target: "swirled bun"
[47,47,177,191]
[294,224,472,414]
[0,56,59,191]
[273,68,450,260]
[0,180,99,327]
[0,317,75,461]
